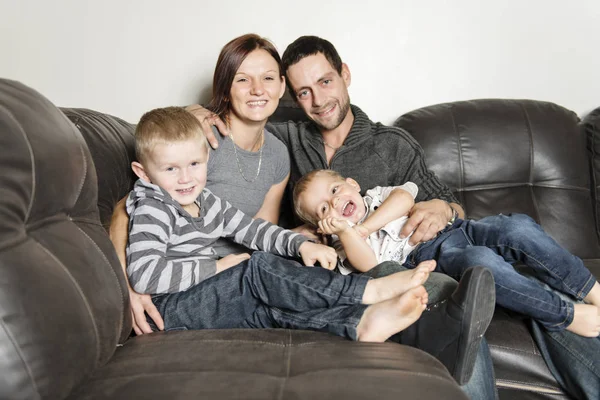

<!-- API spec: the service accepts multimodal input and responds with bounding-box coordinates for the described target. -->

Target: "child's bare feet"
[362,260,436,304]
[566,304,600,337]
[584,281,600,307]
[356,286,428,342]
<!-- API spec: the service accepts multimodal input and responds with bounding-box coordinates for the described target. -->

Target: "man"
[187,36,497,399]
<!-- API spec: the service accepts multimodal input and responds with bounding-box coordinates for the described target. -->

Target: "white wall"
[1,0,599,124]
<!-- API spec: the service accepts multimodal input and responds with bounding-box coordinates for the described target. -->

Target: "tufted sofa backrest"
[0,80,131,400]
[395,99,600,259]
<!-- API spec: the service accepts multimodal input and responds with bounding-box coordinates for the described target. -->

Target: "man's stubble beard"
[312,95,351,132]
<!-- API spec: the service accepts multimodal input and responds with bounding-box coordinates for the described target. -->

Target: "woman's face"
[228,49,285,125]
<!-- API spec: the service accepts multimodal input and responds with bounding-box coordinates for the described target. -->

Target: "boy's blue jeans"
[405,213,597,331]
[150,251,369,339]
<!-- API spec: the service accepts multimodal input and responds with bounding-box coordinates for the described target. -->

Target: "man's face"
[286,53,351,132]
[138,138,209,206]
[298,174,366,225]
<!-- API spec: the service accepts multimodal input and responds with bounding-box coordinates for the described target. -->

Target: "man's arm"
[109,197,164,334]
[185,105,229,149]
[401,200,464,246]
[387,129,463,245]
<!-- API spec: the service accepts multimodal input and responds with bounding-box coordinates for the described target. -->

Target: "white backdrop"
[1,0,598,124]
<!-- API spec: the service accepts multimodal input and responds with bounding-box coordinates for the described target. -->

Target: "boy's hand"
[352,224,369,239]
[318,217,350,235]
[128,287,164,335]
[216,253,251,273]
[298,241,337,270]
[185,104,229,149]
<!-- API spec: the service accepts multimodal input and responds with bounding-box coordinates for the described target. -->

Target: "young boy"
[125,107,495,385]
[293,169,600,338]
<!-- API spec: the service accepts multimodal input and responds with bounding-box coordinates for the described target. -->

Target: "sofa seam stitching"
[74,224,126,347]
[0,318,41,398]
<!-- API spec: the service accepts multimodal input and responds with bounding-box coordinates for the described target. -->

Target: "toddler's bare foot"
[362,260,436,304]
[356,286,428,342]
[583,281,600,307]
[566,304,600,337]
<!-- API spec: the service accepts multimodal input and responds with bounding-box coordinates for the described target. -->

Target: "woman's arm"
[109,196,164,335]
[253,173,289,224]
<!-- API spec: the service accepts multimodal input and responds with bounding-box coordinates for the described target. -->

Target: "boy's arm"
[218,195,336,268]
[359,185,416,236]
[320,218,378,273]
[128,199,219,294]
[109,196,164,334]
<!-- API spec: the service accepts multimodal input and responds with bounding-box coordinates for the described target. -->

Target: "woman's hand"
[185,104,229,149]
[216,253,251,273]
[129,287,164,335]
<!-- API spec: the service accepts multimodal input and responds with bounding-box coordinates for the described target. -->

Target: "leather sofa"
[0,80,466,400]
[395,100,600,400]
[1,78,598,399]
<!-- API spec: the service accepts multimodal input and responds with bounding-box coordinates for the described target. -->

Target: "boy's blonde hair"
[293,169,345,226]
[135,106,208,164]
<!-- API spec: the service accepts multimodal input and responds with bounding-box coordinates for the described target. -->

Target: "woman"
[111,34,292,334]
[203,34,289,257]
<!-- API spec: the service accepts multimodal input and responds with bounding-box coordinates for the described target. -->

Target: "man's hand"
[401,199,454,246]
[185,104,229,149]
[129,288,164,335]
[298,241,338,270]
[292,223,325,244]
[216,253,251,273]
[317,217,350,235]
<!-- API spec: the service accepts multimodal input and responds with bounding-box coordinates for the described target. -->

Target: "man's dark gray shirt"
[266,105,458,227]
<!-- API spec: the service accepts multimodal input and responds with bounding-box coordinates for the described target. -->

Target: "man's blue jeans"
[524,274,600,400]
[151,251,369,340]
[406,213,596,331]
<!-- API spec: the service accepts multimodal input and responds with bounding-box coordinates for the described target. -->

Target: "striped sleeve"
[126,198,217,294]
[206,192,307,256]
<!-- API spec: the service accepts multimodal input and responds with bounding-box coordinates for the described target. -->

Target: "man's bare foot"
[356,286,428,342]
[566,304,600,337]
[583,281,600,307]
[362,260,436,304]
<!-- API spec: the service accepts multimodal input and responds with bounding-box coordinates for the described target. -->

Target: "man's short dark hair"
[281,36,343,95]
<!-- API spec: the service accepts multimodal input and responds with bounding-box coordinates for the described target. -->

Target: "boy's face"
[134,138,208,206]
[299,174,366,225]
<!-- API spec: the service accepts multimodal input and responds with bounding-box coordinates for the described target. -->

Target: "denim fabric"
[365,261,458,304]
[523,273,600,400]
[461,338,498,400]
[406,214,596,331]
[151,251,369,340]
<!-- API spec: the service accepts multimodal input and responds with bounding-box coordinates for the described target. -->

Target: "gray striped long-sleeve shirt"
[126,179,307,294]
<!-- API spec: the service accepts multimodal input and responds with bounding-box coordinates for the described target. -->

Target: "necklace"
[229,130,264,183]
[323,140,342,151]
